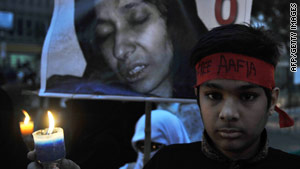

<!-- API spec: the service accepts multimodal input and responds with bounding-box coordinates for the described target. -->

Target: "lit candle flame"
[20,110,34,136]
[22,110,30,124]
[47,111,55,134]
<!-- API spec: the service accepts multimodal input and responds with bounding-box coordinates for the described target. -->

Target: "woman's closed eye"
[95,22,114,38]
[128,11,150,25]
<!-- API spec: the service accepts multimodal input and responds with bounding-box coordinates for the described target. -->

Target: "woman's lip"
[121,63,149,82]
[128,65,146,76]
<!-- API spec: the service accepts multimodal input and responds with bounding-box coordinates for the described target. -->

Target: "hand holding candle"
[32,111,66,167]
[20,110,34,150]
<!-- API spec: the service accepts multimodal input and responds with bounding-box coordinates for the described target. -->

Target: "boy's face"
[197,79,274,157]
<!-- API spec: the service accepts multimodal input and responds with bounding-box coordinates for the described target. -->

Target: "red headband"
[194,53,294,128]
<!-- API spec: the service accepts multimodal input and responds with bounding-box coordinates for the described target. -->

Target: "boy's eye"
[240,93,258,101]
[206,92,222,100]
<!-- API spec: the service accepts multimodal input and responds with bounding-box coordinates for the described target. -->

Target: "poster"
[39,0,252,101]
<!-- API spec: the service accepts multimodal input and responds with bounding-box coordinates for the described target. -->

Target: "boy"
[144,24,300,169]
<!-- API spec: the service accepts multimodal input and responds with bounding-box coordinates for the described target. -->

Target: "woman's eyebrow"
[121,2,140,11]
[96,18,111,25]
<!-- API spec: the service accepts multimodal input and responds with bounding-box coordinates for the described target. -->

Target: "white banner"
[39,0,252,101]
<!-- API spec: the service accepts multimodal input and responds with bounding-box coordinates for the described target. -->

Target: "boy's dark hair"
[190,24,281,68]
[191,24,281,109]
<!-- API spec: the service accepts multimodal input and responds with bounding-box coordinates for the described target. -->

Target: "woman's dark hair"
[191,24,281,108]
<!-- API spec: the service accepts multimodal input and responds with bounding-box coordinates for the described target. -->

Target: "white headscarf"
[131,109,190,169]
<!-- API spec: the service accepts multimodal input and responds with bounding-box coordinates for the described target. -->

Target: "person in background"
[0,87,29,168]
[120,109,190,169]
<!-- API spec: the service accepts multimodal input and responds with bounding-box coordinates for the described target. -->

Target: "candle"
[19,110,34,135]
[32,111,66,163]
[20,110,35,150]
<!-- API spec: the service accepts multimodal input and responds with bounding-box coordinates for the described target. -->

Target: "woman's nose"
[219,98,240,122]
[113,31,136,60]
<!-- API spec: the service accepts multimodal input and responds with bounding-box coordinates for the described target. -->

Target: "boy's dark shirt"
[144,130,300,169]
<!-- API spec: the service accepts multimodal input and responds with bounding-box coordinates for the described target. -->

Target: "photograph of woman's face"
[93,0,173,97]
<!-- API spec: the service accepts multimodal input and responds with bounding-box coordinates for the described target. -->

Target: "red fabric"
[195,53,275,89]
[194,53,294,128]
[275,106,294,128]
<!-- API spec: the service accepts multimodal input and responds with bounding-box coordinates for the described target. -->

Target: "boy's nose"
[219,98,239,122]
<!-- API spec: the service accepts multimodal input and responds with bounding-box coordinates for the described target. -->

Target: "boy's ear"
[269,87,279,112]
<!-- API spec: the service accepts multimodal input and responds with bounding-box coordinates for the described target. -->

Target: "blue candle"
[32,127,66,162]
